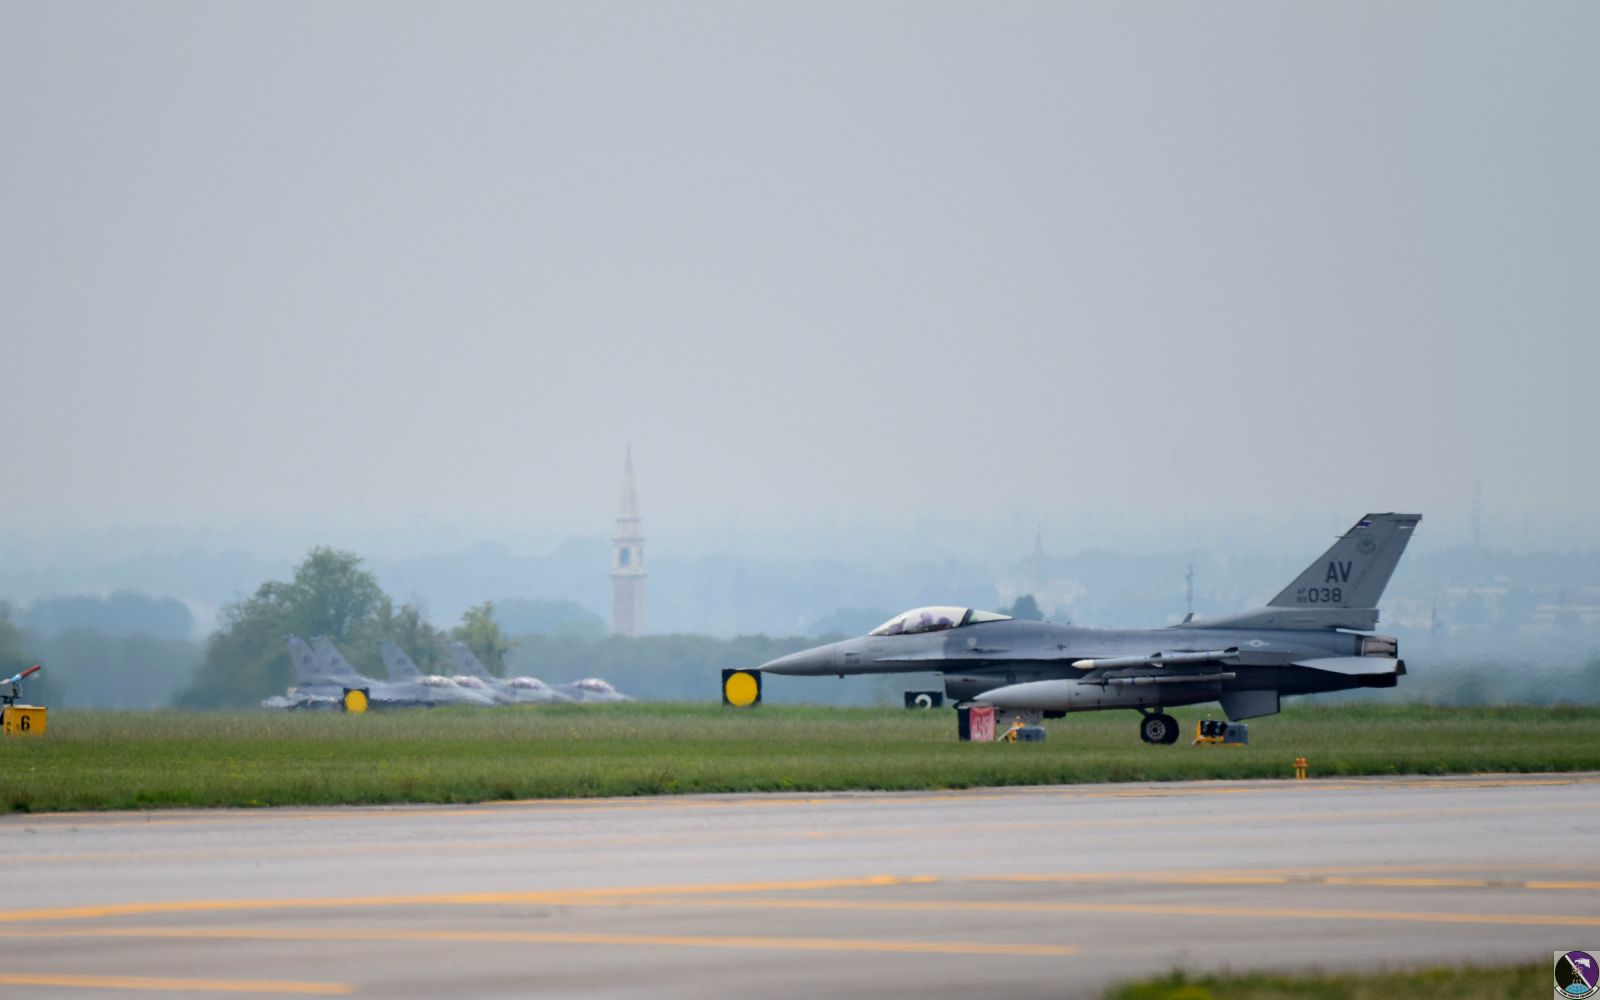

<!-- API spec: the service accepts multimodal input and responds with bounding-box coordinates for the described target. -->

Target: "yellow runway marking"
[4,926,1075,958]
[15,800,1598,868]
[1196,861,1600,876]
[0,972,351,994]
[0,875,934,924]
[965,872,1600,891]
[563,895,1600,928]
[10,771,1595,830]
[1325,876,1600,891]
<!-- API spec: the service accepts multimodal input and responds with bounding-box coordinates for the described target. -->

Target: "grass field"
[1105,962,1542,999]
[1,703,1597,813]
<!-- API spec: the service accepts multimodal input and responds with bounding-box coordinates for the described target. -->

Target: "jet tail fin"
[286,636,323,684]
[310,637,367,682]
[380,640,424,682]
[446,641,496,680]
[1268,513,1421,612]
[1195,513,1420,631]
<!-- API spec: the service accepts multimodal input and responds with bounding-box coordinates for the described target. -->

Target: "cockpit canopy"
[868,606,1013,637]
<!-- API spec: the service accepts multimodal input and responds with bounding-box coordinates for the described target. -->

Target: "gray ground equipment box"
[1193,719,1249,746]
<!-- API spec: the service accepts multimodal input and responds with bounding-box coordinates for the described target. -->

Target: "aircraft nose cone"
[758,643,837,676]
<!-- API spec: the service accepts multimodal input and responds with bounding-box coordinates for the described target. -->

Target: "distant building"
[610,448,645,637]
[996,528,1084,623]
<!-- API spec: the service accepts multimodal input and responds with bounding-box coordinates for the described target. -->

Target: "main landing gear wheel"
[1140,712,1180,745]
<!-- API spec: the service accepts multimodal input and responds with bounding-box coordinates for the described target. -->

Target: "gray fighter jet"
[760,513,1420,743]
[378,640,511,705]
[446,641,633,703]
[307,636,497,708]
[261,636,357,710]
[444,641,572,704]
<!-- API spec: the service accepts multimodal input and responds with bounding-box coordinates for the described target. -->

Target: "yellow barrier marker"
[722,669,761,707]
[1294,757,1308,781]
[1,705,46,736]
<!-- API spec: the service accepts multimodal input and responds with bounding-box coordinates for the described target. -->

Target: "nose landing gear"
[1139,710,1180,745]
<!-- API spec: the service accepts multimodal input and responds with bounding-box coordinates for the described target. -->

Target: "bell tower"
[610,448,645,637]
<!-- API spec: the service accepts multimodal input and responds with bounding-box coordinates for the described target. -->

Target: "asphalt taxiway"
[2,772,1596,997]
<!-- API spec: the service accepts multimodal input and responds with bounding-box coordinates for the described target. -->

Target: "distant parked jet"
[260,637,351,710]
[555,677,632,704]
[444,641,571,704]
[378,640,508,705]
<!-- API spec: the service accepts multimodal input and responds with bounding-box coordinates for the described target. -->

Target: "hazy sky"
[3,2,1596,553]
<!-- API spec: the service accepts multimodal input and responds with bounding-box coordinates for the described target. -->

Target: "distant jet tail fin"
[446,641,496,680]
[380,640,423,682]
[286,635,323,683]
[1196,513,1420,631]
[310,637,366,682]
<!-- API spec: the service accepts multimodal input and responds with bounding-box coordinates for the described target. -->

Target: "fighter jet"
[306,636,497,708]
[379,640,512,705]
[261,636,355,710]
[760,513,1420,744]
[444,640,572,704]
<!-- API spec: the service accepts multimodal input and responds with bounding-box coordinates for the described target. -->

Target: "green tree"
[283,547,386,641]
[452,601,513,676]
[177,548,388,707]
[366,599,446,675]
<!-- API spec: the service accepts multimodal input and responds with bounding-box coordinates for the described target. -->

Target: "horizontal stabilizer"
[1294,656,1402,676]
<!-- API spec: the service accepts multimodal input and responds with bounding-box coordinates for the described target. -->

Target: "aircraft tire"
[1156,713,1180,744]
[1140,713,1178,745]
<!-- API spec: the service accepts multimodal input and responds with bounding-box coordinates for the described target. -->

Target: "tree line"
[176,548,513,708]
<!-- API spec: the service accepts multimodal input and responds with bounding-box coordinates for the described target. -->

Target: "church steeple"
[610,447,645,637]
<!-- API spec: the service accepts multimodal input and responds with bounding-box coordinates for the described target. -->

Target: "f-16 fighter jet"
[444,641,571,704]
[378,640,510,705]
[261,636,353,710]
[760,513,1419,744]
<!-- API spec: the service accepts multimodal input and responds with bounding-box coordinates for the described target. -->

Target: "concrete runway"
[1,772,1597,998]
